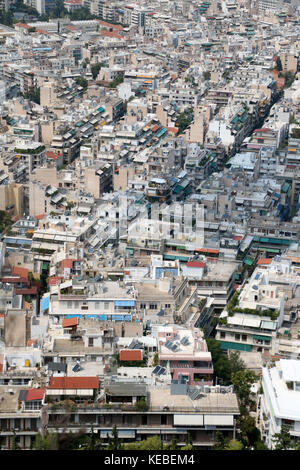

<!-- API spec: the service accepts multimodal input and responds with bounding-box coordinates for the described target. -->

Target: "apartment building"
[45,375,240,448]
[155,325,214,386]
[259,359,300,449]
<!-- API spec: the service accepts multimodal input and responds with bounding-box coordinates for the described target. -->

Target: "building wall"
[0,183,24,217]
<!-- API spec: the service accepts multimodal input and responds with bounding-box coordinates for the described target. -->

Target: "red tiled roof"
[96,19,123,30]
[16,286,38,295]
[167,127,178,135]
[26,388,46,401]
[48,377,99,389]
[35,214,46,220]
[120,350,143,361]
[46,151,61,160]
[15,23,31,29]
[195,248,219,254]
[234,235,243,241]
[65,25,78,31]
[49,276,63,286]
[257,258,272,265]
[151,125,160,132]
[186,261,205,268]
[61,258,75,269]
[101,30,122,39]
[13,266,29,279]
[62,317,78,328]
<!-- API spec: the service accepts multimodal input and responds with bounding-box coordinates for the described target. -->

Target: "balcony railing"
[48,404,238,414]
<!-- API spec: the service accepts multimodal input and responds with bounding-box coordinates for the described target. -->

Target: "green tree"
[75,77,88,92]
[123,435,164,450]
[91,62,104,79]
[49,0,66,18]
[0,210,13,234]
[85,426,103,450]
[107,425,123,450]
[82,58,90,69]
[224,439,244,450]
[33,431,58,450]
[255,440,268,450]
[205,338,232,385]
[213,431,227,450]
[231,370,257,408]
[58,430,87,450]
[176,110,193,134]
[238,415,261,448]
[0,9,14,26]
[275,56,283,71]
[272,425,293,450]
[153,352,159,366]
[12,430,21,450]
[135,396,148,412]
[203,71,211,80]
[183,432,194,450]
[23,87,40,105]
[228,351,245,375]
[166,436,179,450]
[110,74,124,88]
[69,7,96,21]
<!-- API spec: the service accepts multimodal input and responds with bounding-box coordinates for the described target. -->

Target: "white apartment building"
[259,359,300,449]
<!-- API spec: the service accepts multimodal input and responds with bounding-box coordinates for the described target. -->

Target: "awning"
[114,300,135,307]
[41,295,50,312]
[112,315,125,321]
[220,341,252,352]
[98,314,108,321]
[253,335,271,342]
[60,280,72,289]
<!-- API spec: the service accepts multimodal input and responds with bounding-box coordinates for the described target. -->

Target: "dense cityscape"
[0,0,300,452]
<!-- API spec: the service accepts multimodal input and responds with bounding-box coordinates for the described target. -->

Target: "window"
[220,332,226,339]
[165,304,171,308]
[161,415,167,425]
[140,304,146,309]
[88,337,94,347]
[235,334,240,341]
[104,302,109,310]
[242,334,247,341]
[149,304,157,310]
[142,414,147,425]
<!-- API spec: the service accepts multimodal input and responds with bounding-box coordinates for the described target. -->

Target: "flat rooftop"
[149,387,239,413]
[67,361,105,377]
[51,338,113,355]
[202,262,237,281]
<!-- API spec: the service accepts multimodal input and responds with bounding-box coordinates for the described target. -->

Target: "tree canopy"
[205,339,246,385]
[272,425,293,450]
[231,369,257,408]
